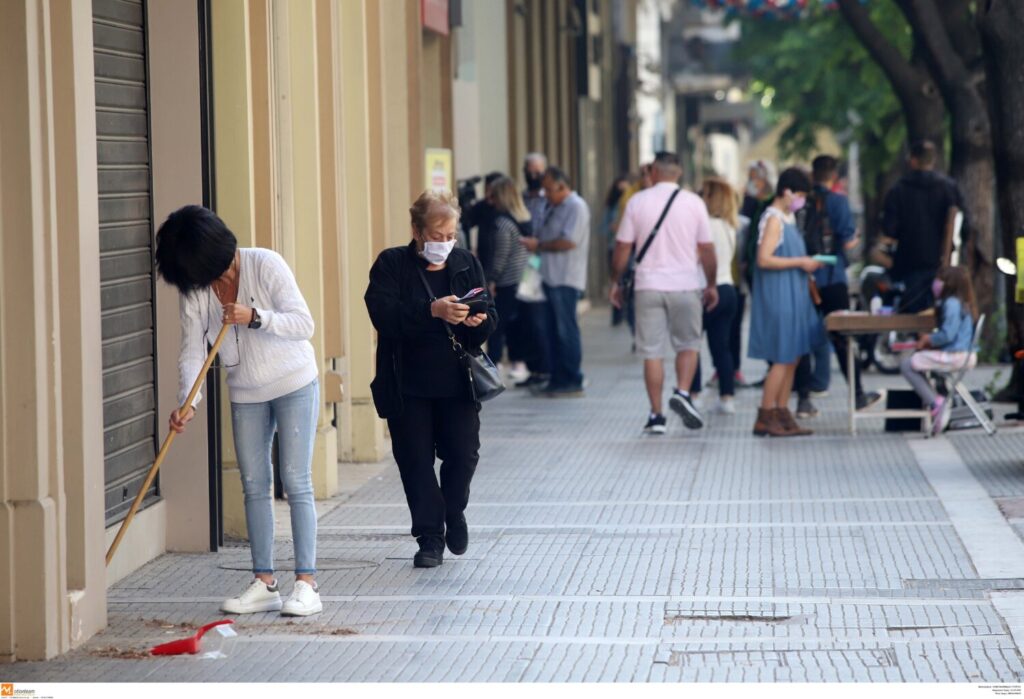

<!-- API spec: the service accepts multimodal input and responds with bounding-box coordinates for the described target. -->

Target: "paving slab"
[7,311,1024,682]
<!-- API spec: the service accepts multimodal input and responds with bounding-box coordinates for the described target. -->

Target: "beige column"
[338,0,385,461]
[0,0,107,660]
[50,0,107,649]
[211,0,256,537]
[273,0,337,498]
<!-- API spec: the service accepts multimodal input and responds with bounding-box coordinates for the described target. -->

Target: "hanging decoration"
[688,0,840,19]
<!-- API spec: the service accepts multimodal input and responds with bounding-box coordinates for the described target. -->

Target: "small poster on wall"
[425,148,453,193]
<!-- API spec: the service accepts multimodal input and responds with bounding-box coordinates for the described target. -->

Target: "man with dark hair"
[522,165,591,397]
[795,155,881,417]
[882,140,961,311]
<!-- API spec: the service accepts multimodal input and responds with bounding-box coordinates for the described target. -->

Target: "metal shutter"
[93,0,159,525]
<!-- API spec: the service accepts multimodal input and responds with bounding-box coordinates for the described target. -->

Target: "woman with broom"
[155,205,322,617]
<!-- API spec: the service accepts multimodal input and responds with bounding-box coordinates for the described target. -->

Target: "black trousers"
[387,394,480,540]
[796,282,864,398]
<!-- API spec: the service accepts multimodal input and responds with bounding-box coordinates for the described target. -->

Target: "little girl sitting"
[899,266,977,435]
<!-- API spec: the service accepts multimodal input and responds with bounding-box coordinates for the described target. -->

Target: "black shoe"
[413,536,444,568]
[540,384,585,398]
[856,390,883,411]
[643,413,667,435]
[796,397,818,419]
[445,514,468,556]
[516,374,548,389]
[668,391,704,429]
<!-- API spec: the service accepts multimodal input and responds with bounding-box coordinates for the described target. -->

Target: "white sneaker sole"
[281,600,323,617]
[221,597,283,614]
[644,425,667,435]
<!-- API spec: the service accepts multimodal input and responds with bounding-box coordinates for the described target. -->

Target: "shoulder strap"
[635,188,681,265]
[414,264,462,349]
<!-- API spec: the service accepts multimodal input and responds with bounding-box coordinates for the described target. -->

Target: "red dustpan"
[150,620,234,656]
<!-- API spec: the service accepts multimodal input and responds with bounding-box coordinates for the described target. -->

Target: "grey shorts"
[634,290,703,359]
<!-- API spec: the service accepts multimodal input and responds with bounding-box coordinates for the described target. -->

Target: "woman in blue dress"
[748,168,824,437]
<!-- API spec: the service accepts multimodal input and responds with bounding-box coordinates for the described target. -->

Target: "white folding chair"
[934,313,997,436]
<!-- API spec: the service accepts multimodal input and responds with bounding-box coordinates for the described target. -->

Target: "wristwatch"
[248,308,262,330]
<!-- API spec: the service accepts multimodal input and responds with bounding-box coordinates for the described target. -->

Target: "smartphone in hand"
[456,287,489,315]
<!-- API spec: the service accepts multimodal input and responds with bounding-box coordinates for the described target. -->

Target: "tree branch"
[836,0,922,97]
[897,0,970,93]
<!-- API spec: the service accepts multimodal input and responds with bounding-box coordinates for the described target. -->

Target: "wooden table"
[824,312,936,435]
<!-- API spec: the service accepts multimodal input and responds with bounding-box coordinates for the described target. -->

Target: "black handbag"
[620,187,682,306]
[415,266,506,403]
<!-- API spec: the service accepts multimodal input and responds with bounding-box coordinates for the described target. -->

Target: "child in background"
[899,266,978,435]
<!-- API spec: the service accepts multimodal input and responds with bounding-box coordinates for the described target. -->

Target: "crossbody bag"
[619,188,682,306]
[415,265,506,403]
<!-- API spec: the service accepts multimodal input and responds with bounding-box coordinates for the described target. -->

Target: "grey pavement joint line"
[106,594,994,606]
[339,497,942,508]
[909,437,1024,578]
[317,521,954,531]
[82,633,1016,648]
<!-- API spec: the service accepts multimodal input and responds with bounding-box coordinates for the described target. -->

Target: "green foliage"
[736,1,911,194]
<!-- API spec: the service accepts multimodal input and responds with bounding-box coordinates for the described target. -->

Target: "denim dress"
[748,209,823,364]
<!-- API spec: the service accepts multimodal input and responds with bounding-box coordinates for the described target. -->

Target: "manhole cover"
[218,557,378,571]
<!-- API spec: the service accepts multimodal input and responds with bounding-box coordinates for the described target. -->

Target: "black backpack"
[798,190,833,257]
[742,198,772,287]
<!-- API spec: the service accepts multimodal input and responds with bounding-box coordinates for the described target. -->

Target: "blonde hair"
[409,189,461,233]
[701,177,739,229]
[487,176,531,223]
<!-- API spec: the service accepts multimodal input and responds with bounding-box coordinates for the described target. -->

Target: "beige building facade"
[0,0,637,661]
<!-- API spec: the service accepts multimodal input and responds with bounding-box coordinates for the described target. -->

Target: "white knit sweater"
[178,248,318,406]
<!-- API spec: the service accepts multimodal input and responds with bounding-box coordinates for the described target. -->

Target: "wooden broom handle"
[106,324,231,566]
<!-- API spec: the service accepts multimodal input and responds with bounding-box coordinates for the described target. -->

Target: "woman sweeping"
[155,205,322,617]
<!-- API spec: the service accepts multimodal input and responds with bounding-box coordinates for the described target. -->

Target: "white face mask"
[746,181,761,197]
[420,239,455,265]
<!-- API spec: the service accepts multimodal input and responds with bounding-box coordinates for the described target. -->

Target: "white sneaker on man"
[715,398,736,415]
[221,578,283,614]
[281,580,323,617]
[507,363,529,383]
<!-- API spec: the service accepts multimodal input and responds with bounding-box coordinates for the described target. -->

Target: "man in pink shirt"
[610,151,718,435]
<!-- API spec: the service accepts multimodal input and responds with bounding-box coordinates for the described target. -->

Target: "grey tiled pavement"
[9,311,1024,682]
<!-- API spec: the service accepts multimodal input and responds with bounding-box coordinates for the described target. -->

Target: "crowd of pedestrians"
[143,130,976,609]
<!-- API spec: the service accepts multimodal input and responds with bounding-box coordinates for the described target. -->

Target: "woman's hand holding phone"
[431,296,470,324]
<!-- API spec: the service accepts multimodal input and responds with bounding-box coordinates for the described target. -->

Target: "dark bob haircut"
[154,205,237,295]
[775,167,812,197]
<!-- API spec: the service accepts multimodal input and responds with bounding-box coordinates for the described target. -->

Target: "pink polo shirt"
[616,183,712,292]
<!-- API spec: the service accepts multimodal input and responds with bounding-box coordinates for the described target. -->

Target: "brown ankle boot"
[753,408,774,436]
[775,408,813,436]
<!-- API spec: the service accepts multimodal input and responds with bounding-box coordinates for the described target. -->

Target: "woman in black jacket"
[364,189,497,568]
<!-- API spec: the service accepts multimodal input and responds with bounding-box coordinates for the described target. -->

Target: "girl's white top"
[708,217,737,287]
[178,247,318,406]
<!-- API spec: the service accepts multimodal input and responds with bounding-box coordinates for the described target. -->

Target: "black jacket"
[364,242,498,419]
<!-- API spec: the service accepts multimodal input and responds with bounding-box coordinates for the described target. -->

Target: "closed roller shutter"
[93,0,159,525]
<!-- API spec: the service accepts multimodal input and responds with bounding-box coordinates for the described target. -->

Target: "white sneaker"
[281,580,323,617]
[221,578,283,614]
[716,398,736,415]
[507,363,529,383]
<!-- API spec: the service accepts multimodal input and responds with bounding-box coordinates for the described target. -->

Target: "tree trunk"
[977,0,1024,395]
[898,0,998,347]
[837,0,947,150]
